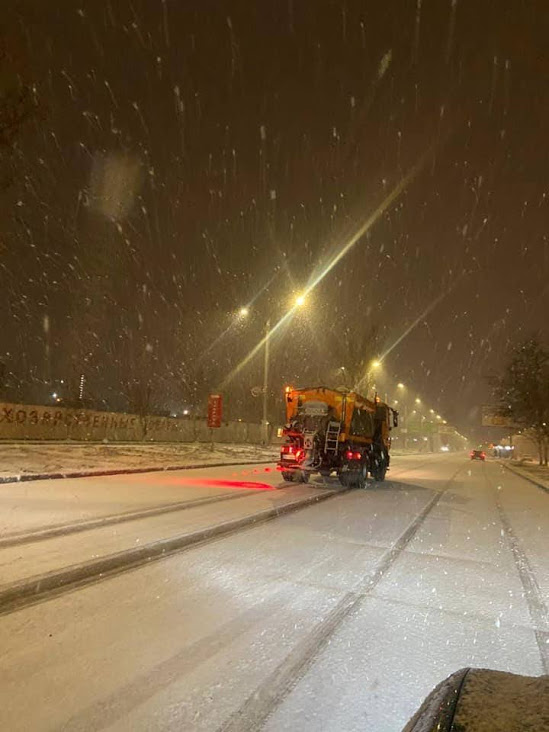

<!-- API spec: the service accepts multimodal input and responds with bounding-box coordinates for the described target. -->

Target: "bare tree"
[0,29,38,188]
[339,324,381,393]
[119,328,158,435]
[492,338,549,465]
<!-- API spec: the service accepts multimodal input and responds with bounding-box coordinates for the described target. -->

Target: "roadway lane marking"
[0,486,273,549]
[0,487,345,616]
[0,455,442,550]
[0,461,446,615]
[219,464,465,732]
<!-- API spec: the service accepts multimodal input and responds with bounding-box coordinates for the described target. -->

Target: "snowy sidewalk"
[503,460,549,493]
[0,442,279,483]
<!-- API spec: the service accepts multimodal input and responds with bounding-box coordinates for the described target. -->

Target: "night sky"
[1,0,548,432]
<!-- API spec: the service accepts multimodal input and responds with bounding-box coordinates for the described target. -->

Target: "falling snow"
[0,0,546,432]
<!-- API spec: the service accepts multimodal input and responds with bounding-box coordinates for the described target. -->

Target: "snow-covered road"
[0,453,547,731]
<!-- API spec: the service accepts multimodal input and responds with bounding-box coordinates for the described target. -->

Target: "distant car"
[470,450,486,461]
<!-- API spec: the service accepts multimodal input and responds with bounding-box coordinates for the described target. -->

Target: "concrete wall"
[0,402,276,444]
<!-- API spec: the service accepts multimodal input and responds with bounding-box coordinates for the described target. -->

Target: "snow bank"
[0,442,279,481]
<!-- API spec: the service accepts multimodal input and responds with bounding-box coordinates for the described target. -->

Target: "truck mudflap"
[278,463,310,483]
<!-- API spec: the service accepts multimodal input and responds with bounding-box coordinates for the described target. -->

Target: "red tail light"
[345,450,362,461]
[295,448,304,461]
[470,451,474,457]
[481,452,486,458]
[281,445,295,454]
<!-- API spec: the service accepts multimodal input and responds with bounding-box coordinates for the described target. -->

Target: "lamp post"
[241,293,307,445]
[397,382,408,449]
[261,318,271,444]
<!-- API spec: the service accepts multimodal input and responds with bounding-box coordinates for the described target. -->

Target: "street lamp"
[394,383,409,448]
[294,293,306,308]
[262,319,271,443]
[338,365,349,386]
[356,359,381,398]
[238,307,249,318]
[415,398,421,405]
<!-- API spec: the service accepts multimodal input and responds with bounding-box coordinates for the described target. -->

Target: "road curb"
[0,486,347,615]
[500,461,549,494]
[0,459,275,485]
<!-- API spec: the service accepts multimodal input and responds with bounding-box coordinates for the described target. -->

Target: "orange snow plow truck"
[278,386,398,487]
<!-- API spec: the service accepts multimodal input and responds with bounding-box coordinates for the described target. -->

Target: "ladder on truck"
[324,421,342,454]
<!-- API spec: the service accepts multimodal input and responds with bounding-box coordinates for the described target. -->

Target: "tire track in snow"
[218,464,465,732]
[487,467,549,674]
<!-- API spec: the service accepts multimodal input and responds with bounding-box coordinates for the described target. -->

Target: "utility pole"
[261,319,270,444]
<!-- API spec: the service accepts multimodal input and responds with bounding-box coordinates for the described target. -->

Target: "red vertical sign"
[207,394,223,428]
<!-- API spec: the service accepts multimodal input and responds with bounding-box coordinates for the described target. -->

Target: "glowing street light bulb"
[415,397,421,404]
[430,409,435,414]
[397,383,405,389]
[238,307,249,317]
[294,294,306,308]
[372,359,382,369]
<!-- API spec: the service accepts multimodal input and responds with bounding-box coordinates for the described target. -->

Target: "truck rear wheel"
[371,452,387,481]
[356,463,367,489]
[281,470,295,482]
[297,470,310,483]
[372,466,386,481]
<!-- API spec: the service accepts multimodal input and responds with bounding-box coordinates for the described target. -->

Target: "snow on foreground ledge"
[454,669,549,731]
[0,442,280,480]
[404,667,549,731]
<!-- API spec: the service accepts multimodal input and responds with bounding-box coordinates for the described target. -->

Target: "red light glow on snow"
[130,474,274,491]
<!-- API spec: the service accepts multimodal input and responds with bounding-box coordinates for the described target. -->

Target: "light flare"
[221,151,433,387]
